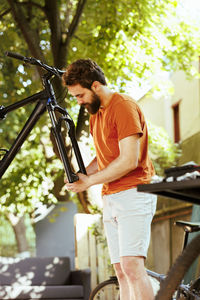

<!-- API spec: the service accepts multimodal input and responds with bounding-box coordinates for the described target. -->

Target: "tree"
[0,0,199,254]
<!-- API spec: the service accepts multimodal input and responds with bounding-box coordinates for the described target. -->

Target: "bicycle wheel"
[89,272,161,300]
[155,234,200,300]
[89,277,119,300]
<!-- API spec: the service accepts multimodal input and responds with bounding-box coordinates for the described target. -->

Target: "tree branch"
[0,8,11,19]
[43,0,87,69]
[77,192,91,214]
[44,0,62,66]
[65,0,87,46]
[7,0,46,74]
[15,0,45,12]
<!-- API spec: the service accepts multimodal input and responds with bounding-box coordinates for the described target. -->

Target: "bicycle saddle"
[175,220,200,232]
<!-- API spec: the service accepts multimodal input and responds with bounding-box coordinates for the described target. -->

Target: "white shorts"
[102,188,157,264]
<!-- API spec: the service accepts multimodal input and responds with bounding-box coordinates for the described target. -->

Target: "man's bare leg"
[120,256,154,300]
[114,257,154,300]
[114,263,130,300]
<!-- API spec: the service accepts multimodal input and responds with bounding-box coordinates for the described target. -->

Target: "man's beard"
[83,91,101,114]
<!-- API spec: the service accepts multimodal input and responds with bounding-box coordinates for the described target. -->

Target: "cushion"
[0,285,83,299]
[0,257,70,285]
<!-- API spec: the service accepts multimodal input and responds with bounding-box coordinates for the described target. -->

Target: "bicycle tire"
[155,234,200,300]
[89,277,119,300]
[89,271,161,300]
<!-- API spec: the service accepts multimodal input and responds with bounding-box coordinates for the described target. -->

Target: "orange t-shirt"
[89,92,155,195]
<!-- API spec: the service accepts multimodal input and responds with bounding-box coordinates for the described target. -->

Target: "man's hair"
[62,58,107,89]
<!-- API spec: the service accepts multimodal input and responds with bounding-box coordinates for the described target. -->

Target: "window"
[172,101,181,143]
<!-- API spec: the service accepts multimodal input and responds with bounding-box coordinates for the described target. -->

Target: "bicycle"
[89,220,200,300]
[0,51,86,182]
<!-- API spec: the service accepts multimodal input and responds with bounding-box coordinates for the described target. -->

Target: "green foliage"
[89,204,102,215]
[1,0,199,96]
[148,121,181,176]
[89,219,107,248]
[0,122,63,215]
[0,11,42,102]
[69,0,200,88]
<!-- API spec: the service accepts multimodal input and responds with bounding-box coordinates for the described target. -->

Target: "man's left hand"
[65,173,91,193]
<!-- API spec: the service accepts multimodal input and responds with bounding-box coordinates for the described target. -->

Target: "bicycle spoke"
[90,281,120,300]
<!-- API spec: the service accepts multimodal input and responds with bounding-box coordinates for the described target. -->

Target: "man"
[63,59,157,300]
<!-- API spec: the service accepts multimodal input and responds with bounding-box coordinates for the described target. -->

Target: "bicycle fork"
[44,74,86,183]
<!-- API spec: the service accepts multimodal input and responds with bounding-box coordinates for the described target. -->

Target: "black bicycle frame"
[0,72,86,183]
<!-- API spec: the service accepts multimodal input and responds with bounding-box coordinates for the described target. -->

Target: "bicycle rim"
[155,234,200,300]
[89,278,119,300]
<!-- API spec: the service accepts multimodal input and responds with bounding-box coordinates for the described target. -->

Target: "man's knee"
[114,262,126,281]
[120,256,145,280]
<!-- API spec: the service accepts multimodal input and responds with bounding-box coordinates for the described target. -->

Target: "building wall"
[138,95,174,140]
[138,60,200,144]
[170,62,200,141]
[35,201,77,269]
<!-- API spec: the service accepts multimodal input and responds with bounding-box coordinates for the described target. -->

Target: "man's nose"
[77,99,84,105]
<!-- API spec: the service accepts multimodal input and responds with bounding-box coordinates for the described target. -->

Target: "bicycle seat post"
[175,220,200,251]
[182,228,190,250]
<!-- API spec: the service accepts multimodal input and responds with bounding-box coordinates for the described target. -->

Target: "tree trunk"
[6,213,29,254]
[76,106,89,141]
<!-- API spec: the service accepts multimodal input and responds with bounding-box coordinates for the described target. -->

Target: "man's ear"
[91,81,101,93]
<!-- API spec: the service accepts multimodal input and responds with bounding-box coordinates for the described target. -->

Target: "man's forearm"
[88,153,137,187]
[86,157,98,175]
[65,135,140,193]
[87,135,140,187]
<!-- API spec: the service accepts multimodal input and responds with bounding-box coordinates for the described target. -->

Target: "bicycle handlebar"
[5,51,65,78]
